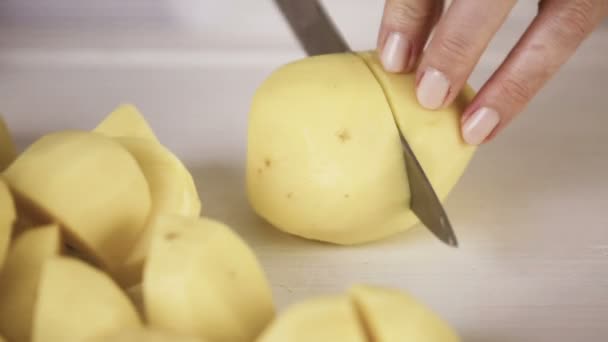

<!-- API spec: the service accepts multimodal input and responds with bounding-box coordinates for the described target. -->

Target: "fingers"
[415,0,517,110]
[377,0,444,73]
[461,0,608,145]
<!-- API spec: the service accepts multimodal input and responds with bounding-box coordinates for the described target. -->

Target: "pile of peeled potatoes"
[0,51,476,341]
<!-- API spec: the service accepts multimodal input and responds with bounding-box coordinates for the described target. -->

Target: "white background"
[1,1,607,341]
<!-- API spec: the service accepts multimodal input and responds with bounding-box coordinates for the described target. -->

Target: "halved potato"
[114,137,201,286]
[144,216,274,341]
[0,115,16,171]
[94,104,159,142]
[0,178,15,268]
[349,285,460,342]
[0,224,61,342]
[2,130,151,273]
[84,327,205,342]
[256,295,367,342]
[32,256,142,342]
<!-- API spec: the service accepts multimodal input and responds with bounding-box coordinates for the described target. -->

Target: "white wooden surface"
[1,1,607,341]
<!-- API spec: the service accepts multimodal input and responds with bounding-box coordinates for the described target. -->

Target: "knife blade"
[273,0,459,247]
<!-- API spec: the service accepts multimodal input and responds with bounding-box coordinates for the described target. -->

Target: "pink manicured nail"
[416,68,450,110]
[380,32,410,73]
[462,107,500,145]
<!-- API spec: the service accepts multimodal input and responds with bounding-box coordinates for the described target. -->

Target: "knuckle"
[434,33,474,65]
[549,0,596,42]
[498,76,532,106]
[388,0,435,25]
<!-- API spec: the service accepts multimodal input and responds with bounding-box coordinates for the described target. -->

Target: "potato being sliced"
[2,130,151,273]
[349,285,460,342]
[0,178,16,269]
[84,327,205,342]
[0,224,61,342]
[0,115,16,171]
[32,256,142,342]
[256,295,367,342]
[94,104,159,142]
[144,216,275,341]
[114,137,201,286]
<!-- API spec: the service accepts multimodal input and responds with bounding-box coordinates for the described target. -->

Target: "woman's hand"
[377,0,608,145]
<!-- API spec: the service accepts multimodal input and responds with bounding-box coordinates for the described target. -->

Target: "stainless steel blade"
[273,0,458,247]
[273,0,349,55]
[398,133,458,247]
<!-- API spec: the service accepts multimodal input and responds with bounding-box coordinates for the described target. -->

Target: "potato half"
[247,53,407,244]
[256,295,367,342]
[32,256,142,342]
[0,178,15,269]
[247,51,475,244]
[114,137,201,286]
[0,224,61,342]
[94,104,159,143]
[144,216,275,341]
[2,130,151,273]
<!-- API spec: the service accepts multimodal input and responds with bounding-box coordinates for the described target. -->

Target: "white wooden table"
[0,1,607,341]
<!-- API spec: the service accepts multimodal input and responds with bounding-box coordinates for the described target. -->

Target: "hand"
[377,0,608,145]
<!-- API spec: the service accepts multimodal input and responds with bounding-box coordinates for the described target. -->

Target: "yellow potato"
[0,115,16,171]
[247,52,475,244]
[84,327,205,342]
[114,137,201,286]
[32,256,142,342]
[349,285,460,342]
[144,215,275,341]
[247,53,407,244]
[94,104,159,142]
[0,334,5,342]
[256,295,367,342]
[0,178,15,269]
[0,224,61,342]
[2,130,151,273]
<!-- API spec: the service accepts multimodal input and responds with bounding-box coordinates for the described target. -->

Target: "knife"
[273,0,459,247]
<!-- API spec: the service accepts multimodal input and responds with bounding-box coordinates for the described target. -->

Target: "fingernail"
[416,68,450,109]
[380,32,410,73]
[462,107,500,145]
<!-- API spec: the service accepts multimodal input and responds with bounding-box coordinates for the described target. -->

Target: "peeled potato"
[144,216,275,341]
[84,328,205,342]
[349,285,460,342]
[247,53,407,244]
[94,104,159,142]
[247,52,475,244]
[0,178,16,268]
[2,131,151,273]
[114,137,201,286]
[32,256,142,342]
[256,295,367,342]
[0,224,61,342]
[0,115,16,171]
